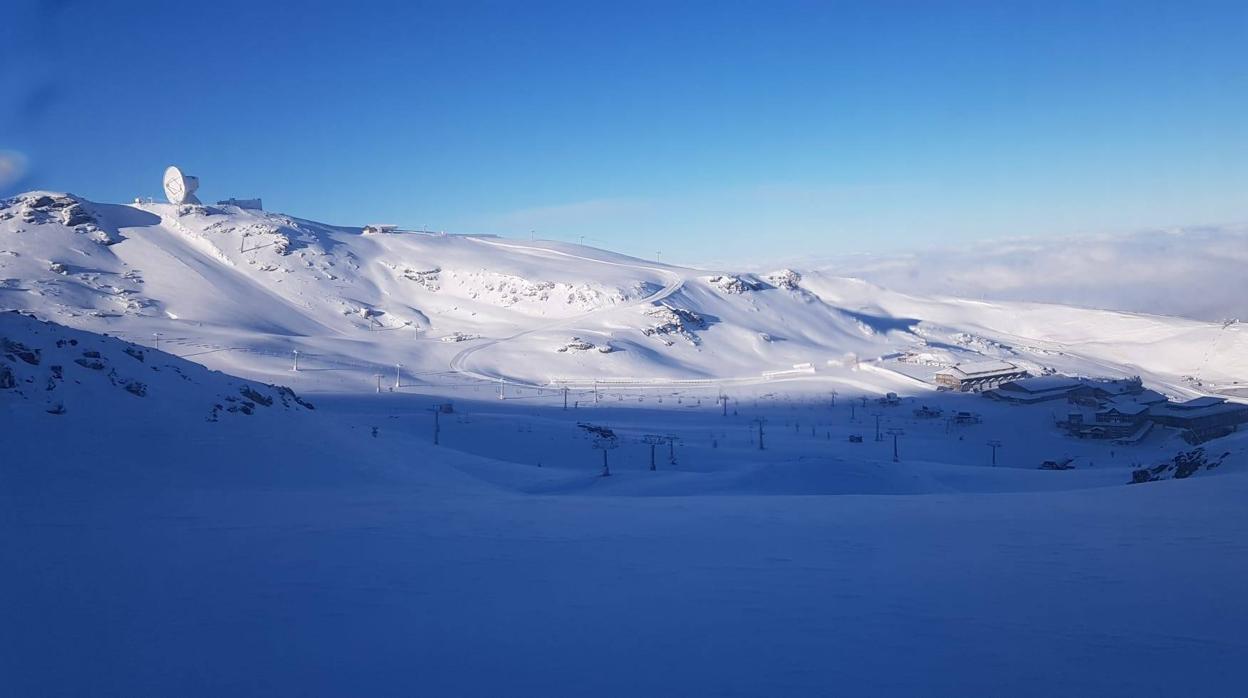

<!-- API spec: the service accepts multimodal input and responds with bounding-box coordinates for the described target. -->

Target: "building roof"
[1000,375,1083,393]
[1172,396,1226,410]
[936,360,1021,379]
[984,386,1074,403]
[1134,389,1169,404]
[1101,401,1148,416]
[1150,399,1247,420]
[1085,378,1143,396]
[1107,394,1162,410]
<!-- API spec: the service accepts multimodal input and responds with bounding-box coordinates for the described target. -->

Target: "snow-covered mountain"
[6,191,1248,698]
[2,191,1245,398]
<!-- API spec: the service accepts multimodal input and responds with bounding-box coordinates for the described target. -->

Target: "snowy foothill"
[4,191,1248,696]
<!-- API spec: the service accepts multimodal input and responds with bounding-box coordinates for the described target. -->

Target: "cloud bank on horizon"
[813,224,1248,323]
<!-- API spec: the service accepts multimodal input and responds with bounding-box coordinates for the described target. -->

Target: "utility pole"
[375,373,383,393]
[432,405,441,446]
[667,435,678,465]
[563,386,569,410]
[887,428,904,462]
[594,381,600,404]
[153,332,161,352]
[874,414,883,442]
[830,390,838,408]
[987,440,1002,467]
[753,418,766,450]
[719,392,729,417]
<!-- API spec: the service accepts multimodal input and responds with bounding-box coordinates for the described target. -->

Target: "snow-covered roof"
[1134,389,1169,405]
[1085,378,1143,395]
[1171,396,1226,410]
[1101,401,1148,416]
[1150,398,1247,420]
[936,360,1021,378]
[1000,375,1082,393]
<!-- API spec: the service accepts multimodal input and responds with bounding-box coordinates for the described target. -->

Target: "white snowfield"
[2,191,1245,394]
[4,191,1248,697]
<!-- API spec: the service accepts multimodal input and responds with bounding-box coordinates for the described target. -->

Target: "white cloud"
[811,224,1248,322]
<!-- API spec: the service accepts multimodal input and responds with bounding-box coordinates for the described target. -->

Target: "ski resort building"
[934,360,1028,392]
[1062,399,1154,442]
[1147,397,1248,441]
[985,375,1084,403]
[1053,386,1248,444]
[986,375,1168,406]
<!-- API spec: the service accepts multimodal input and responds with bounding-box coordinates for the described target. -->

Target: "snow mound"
[0,310,313,421]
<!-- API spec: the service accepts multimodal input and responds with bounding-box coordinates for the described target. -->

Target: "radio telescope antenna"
[162,165,201,205]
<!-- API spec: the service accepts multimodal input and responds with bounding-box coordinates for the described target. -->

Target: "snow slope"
[6,190,1248,696]
[5,312,1248,697]
[3,191,1245,398]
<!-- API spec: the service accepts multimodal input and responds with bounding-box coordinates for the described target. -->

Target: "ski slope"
[5,191,1248,696]
[5,310,1248,697]
[3,191,1245,397]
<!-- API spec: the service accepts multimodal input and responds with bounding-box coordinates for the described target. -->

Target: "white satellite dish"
[162,165,201,205]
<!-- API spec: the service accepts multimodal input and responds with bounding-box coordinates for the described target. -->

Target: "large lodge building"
[931,360,1248,444]
[982,374,1248,444]
[934,360,1030,392]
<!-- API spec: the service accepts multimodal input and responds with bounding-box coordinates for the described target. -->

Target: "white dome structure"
[162,165,201,205]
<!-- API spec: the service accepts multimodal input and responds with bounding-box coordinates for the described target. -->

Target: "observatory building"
[162,165,200,205]
[163,165,262,210]
[217,197,263,211]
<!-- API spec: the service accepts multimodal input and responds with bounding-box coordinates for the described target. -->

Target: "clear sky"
[4,0,1246,264]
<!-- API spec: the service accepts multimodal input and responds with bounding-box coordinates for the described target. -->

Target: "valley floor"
[5,389,1248,697]
[4,192,1247,694]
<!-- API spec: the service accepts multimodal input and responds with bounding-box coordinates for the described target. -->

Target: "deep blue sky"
[4,0,1246,263]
